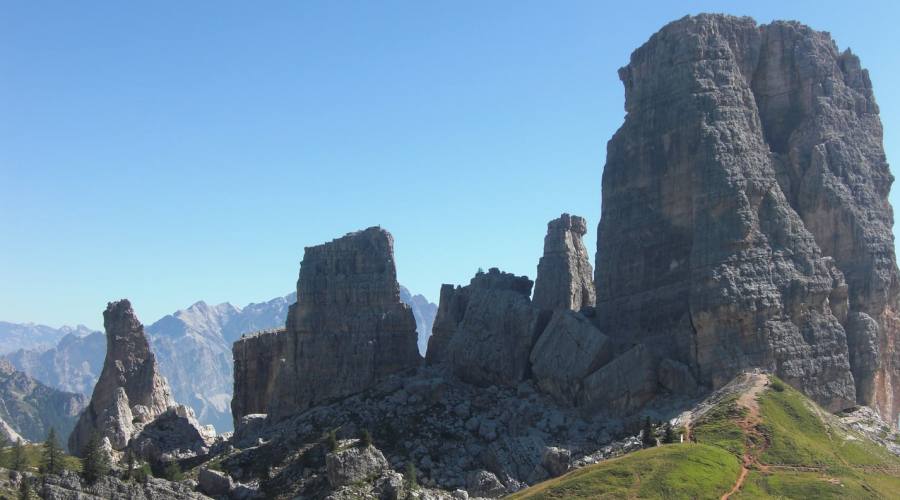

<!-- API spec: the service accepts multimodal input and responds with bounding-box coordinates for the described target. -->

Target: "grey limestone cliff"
[68,300,213,458]
[232,227,421,424]
[593,14,899,424]
[533,214,596,312]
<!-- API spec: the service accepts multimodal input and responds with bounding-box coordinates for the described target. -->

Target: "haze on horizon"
[2,0,898,329]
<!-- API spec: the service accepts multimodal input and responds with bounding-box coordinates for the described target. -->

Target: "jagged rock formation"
[68,300,213,459]
[594,14,899,424]
[532,214,596,311]
[0,359,86,449]
[69,300,176,454]
[2,288,435,434]
[232,227,421,424]
[425,284,471,366]
[427,268,536,372]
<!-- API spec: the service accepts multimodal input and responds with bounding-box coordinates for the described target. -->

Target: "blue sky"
[2,1,898,329]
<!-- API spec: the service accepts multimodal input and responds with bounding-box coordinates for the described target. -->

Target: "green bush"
[326,429,338,452]
[360,429,373,448]
[162,461,183,482]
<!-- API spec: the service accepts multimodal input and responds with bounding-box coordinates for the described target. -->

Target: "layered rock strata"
[231,227,421,424]
[68,300,213,458]
[594,14,899,424]
[532,214,596,311]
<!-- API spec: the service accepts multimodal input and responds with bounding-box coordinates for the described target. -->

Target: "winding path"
[720,373,769,500]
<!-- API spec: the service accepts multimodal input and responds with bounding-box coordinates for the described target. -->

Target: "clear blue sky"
[2,1,898,329]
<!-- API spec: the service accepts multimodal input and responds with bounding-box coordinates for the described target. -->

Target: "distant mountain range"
[0,359,87,450]
[0,322,96,355]
[2,288,436,433]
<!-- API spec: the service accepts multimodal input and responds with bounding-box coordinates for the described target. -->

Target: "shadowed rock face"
[533,214,596,312]
[594,14,899,424]
[69,300,175,454]
[232,227,421,424]
[425,268,539,387]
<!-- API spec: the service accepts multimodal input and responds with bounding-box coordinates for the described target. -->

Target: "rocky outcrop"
[592,14,900,418]
[130,405,216,461]
[425,284,471,366]
[0,416,25,443]
[231,328,289,425]
[532,214,596,311]
[529,310,612,404]
[0,359,87,450]
[430,268,538,387]
[579,344,659,415]
[325,444,389,488]
[232,227,421,423]
[69,300,175,454]
[68,300,213,458]
[32,470,212,500]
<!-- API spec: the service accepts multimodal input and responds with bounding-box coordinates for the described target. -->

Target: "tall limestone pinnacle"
[69,299,175,454]
[533,213,596,311]
[594,14,899,426]
[232,227,421,424]
[69,300,214,459]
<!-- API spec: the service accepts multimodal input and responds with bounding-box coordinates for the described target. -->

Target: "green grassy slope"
[510,376,900,499]
[508,443,740,500]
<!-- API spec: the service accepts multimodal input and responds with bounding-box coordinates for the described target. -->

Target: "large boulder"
[579,344,659,415]
[325,444,390,488]
[198,468,235,497]
[130,405,216,461]
[529,310,613,403]
[532,214,596,311]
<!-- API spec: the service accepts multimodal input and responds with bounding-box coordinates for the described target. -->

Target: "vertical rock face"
[69,300,175,454]
[425,284,472,366]
[425,268,538,387]
[533,214,596,311]
[594,14,898,424]
[69,300,213,458]
[232,227,421,423]
[752,21,900,427]
[231,328,289,424]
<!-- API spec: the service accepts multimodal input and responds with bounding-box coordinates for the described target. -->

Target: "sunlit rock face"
[594,14,900,425]
[232,227,421,424]
[68,300,213,458]
[69,300,175,454]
